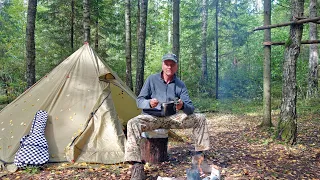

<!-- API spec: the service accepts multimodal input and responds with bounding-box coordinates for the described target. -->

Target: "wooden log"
[140,137,168,164]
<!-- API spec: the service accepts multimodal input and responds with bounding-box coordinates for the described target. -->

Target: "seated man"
[125,53,210,180]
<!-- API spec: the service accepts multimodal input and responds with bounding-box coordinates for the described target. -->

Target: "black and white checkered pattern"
[14,110,49,168]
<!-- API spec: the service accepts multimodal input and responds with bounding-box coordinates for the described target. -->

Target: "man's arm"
[179,84,195,115]
[136,77,153,109]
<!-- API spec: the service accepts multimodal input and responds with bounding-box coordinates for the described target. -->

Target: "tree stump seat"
[140,129,169,164]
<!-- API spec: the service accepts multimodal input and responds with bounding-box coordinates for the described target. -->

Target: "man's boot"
[130,163,146,180]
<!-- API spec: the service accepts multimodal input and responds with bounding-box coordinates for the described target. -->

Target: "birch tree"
[277,0,304,145]
[307,0,318,98]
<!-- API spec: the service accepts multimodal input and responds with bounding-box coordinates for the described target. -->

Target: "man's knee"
[127,116,141,127]
[195,113,206,121]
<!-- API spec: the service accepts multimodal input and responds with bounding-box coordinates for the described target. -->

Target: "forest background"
[0,0,320,179]
[1,0,319,114]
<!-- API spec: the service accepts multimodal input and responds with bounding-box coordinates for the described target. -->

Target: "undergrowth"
[193,96,320,116]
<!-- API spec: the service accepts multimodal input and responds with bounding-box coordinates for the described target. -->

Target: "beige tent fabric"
[0,44,141,164]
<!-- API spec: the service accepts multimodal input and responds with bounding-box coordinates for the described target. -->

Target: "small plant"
[22,166,41,174]
[262,138,273,145]
[0,95,8,104]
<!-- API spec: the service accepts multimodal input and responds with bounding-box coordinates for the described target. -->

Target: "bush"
[192,97,263,115]
[0,95,8,104]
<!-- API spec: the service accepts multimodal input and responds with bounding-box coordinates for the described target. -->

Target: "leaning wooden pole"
[253,16,320,31]
[264,39,320,45]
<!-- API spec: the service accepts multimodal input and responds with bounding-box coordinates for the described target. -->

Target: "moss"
[276,117,297,145]
[285,38,293,48]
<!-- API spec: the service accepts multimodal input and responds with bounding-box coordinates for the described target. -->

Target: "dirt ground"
[1,112,319,180]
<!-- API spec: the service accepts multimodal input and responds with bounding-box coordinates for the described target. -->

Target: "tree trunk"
[26,0,37,88]
[141,138,168,164]
[172,0,180,68]
[277,0,304,145]
[125,0,133,91]
[94,20,99,50]
[94,0,99,51]
[135,0,148,96]
[307,0,318,98]
[135,0,140,91]
[136,0,140,66]
[83,0,90,43]
[261,0,272,127]
[215,0,219,99]
[201,0,208,83]
[71,0,74,52]
[167,0,171,48]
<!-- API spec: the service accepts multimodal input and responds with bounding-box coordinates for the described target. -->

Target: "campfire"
[186,154,221,180]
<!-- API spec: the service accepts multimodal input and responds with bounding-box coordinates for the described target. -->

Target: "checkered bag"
[14,110,49,168]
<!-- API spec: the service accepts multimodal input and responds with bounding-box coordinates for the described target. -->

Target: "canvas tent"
[0,44,141,165]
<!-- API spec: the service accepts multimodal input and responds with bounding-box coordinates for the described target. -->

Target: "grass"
[297,97,320,115]
[193,97,268,115]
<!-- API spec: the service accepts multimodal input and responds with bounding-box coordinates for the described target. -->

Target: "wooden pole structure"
[261,0,272,127]
[253,16,320,31]
[264,39,320,46]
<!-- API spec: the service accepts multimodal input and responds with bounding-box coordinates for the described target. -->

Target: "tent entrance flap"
[65,117,94,162]
[65,88,111,163]
[65,86,126,164]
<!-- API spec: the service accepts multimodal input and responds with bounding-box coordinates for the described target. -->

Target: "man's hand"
[149,98,159,108]
[176,99,183,110]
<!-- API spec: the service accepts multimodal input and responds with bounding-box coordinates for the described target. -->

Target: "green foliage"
[193,95,320,118]
[192,97,217,112]
[192,97,264,115]
[0,0,317,120]
[219,63,263,99]
[0,95,8,104]
[218,98,263,114]
[22,166,41,174]
[297,97,320,115]
[0,0,27,96]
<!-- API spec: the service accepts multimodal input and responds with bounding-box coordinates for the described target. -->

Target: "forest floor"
[1,112,319,180]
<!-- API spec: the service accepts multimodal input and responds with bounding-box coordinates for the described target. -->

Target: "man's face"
[162,60,178,77]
